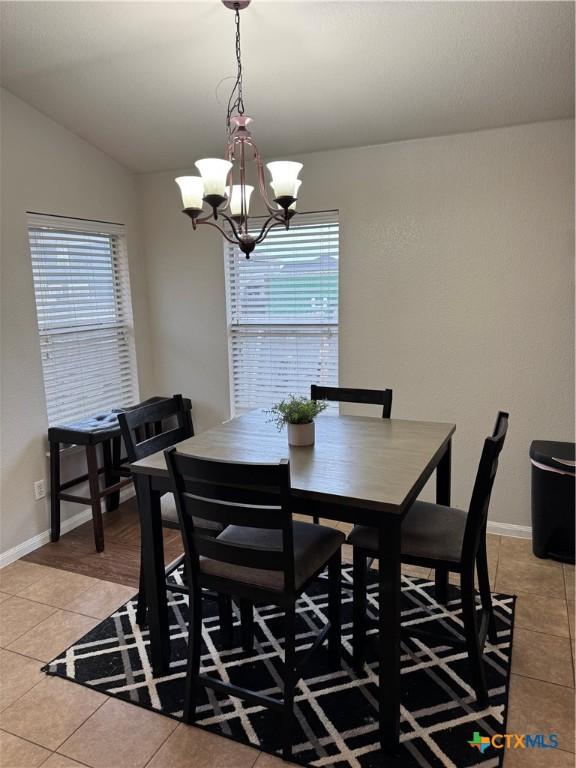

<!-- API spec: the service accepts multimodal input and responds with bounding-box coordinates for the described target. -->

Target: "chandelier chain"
[226,7,245,136]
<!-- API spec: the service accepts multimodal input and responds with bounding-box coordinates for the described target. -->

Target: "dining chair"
[311,385,393,418]
[165,448,344,760]
[118,395,233,640]
[310,385,393,524]
[347,411,509,707]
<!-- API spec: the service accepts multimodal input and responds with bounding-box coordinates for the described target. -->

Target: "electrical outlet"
[34,479,46,501]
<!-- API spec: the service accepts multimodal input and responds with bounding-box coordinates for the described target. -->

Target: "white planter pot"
[287,421,315,447]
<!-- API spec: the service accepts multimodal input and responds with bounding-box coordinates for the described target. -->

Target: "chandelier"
[175,0,304,258]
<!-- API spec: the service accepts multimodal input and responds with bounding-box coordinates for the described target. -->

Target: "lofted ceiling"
[0,1,573,173]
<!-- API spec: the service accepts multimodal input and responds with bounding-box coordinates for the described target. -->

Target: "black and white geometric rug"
[45,566,515,768]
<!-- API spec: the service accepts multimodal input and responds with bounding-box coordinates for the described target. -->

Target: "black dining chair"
[310,385,393,524]
[118,395,234,641]
[165,449,344,760]
[311,385,393,418]
[347,411,509,707]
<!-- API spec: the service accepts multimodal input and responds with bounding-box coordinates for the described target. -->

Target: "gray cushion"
[347,500,467,564]
[200,520,345,591]
[160,494,223,533]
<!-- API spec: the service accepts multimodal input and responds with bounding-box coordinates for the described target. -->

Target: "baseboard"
[0,496,531,569]
[0,488,136,569]
[487,521,532,539]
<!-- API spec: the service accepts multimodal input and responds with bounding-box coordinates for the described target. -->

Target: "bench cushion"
[48,396,191,446]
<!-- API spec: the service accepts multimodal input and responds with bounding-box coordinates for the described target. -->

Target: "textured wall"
[139,120,574,528]
[0,88,152,554]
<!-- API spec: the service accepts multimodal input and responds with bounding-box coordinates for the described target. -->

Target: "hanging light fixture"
[175,0,305,258]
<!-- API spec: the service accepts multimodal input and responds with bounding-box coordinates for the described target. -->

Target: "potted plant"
[267,395,328,446]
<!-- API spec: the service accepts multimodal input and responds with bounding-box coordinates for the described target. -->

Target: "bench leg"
[103,438,120,512]
[50,440,61,542]
[86,445,105,552]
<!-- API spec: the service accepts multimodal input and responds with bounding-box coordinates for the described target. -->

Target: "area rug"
[45,566,515,768]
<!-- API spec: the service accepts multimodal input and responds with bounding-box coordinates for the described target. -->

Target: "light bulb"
[267,161,303,199]
[226,185,254,217]
[194,158,233,198]
[175,176,204,210]
[276,180,301,210]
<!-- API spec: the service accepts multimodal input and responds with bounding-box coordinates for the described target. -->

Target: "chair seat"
[347,500,467,564]
[160,494,223,534]
[200,520,345,592]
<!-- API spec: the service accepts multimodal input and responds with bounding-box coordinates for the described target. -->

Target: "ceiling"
[1,1,573,173]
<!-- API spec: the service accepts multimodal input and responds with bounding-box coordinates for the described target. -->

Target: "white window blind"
[27,213,139,426]
[225,210,339,414]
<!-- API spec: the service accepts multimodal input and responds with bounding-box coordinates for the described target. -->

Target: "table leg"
[378,518,402,755]
[435,439,452,603]
[135,474,171,675]
[436,439,451,506]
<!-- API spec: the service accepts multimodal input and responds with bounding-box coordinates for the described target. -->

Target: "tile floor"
[0,535,574,768]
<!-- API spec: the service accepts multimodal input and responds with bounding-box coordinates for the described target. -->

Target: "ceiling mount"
[221,1,251,10]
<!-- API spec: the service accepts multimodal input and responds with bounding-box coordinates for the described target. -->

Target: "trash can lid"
[530,441,576,472]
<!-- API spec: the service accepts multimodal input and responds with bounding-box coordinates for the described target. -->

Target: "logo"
[468,732,491,754]
[468,732,559,753]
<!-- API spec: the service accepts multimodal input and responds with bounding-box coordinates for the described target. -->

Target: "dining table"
[130,409,455,755]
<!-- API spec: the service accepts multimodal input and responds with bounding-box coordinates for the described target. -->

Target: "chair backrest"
[118,394,193,462]
[310,385,393,419]
[462,411,509,561]
[165,449,296,594]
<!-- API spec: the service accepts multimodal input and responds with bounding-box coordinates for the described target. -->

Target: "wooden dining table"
[131,409,455,754]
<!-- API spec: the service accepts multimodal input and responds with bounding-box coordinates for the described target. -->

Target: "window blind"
[225,210,339,414]
[27,214,139,426]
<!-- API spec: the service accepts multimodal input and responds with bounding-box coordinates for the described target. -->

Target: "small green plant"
[267,395,328,430]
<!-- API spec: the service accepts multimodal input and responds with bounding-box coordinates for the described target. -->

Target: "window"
[27,213,139,426]
[225,210,339,414]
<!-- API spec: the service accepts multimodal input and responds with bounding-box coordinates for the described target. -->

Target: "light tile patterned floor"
[0,537,574,768]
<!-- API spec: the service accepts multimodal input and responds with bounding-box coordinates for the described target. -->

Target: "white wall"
[137,179,231,434]
[139,119,575,528]
[0,88,152,556]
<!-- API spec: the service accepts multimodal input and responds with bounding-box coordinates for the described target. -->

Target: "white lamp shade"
[277,180,301,210]
[194,158,233,197]
[226,184,254,216]
[267,161,303,198]
[175,176,204,209]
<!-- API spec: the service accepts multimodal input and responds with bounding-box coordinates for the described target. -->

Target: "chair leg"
[327,550,341,668]
[49,440,61,542]
[476,542,497,644]
[218,593,234,649]
[85,445,105,552]
[461,568,489,708]
[434,567,449,605]
[282,604,296,762]
[312,515,320,524]
[136,542,147,626]
[240,600,254,653]
[183,584,202,724]
[352,548,367,673]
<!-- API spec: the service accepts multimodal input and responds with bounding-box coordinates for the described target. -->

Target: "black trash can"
[530,441,575,564]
